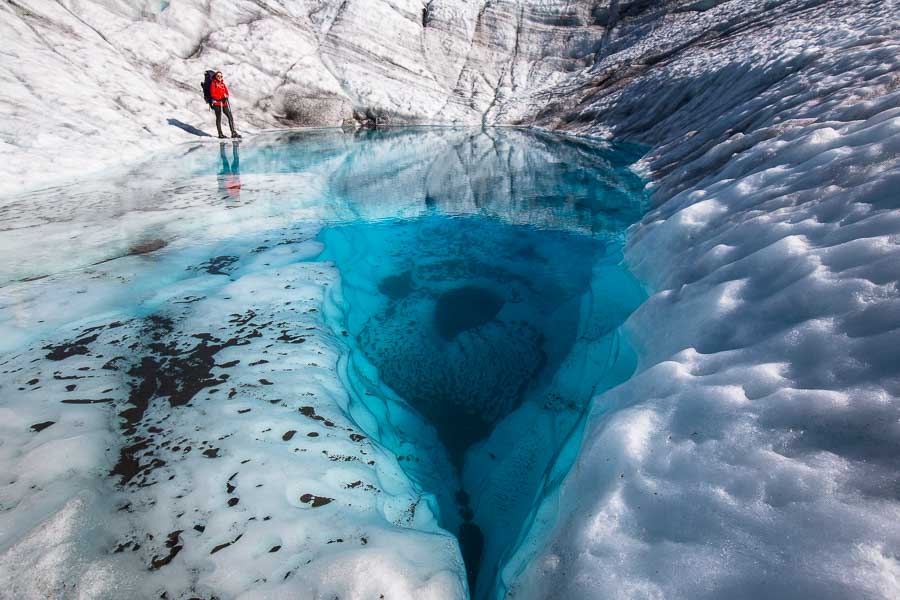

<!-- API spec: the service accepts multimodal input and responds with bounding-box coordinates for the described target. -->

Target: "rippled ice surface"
[0,129,647,599]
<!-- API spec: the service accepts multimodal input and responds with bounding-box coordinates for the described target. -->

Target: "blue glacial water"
[309,129,649,595]
[0,128,647,598]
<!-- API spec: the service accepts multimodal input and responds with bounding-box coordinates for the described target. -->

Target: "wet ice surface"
[0,128,647,599]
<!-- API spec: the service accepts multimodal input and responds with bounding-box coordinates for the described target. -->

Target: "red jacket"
[210,80,229,106]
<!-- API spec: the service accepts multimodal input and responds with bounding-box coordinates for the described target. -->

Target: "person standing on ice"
[209,71,241,139]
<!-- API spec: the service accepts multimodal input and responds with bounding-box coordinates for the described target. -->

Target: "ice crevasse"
[0,0,899,599]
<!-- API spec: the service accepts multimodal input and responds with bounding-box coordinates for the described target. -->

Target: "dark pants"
[214,101,236,136]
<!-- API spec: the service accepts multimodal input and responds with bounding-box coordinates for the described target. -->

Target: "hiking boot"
[231,132,242,139]
[218,133,227,139]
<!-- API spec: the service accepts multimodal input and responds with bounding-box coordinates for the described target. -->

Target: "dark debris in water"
[102,310,266,486]
[300,493,333,507]
[276,332,306,343]
[299,406,335,427]
[128,239,167,256]
[210,533,243,555]
[378,270,414,300]
[191,255,239,276]
[60,398,114,404]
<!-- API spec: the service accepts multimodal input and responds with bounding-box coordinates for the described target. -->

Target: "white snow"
[500,1,900,598]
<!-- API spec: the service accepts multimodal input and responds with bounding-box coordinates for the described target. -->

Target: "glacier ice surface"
[3,0,900,598]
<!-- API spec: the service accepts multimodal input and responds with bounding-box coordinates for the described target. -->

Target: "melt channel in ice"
[0,127,649,599]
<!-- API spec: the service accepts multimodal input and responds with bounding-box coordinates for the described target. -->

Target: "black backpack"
[201,70,216,104]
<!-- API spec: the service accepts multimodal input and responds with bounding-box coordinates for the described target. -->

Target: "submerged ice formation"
[316,135,648,595]
[323,217,602,462]
[0,222,468,599]
[0,254,470,599]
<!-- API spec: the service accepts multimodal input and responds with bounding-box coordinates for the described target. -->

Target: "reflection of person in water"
[218,141,241,200]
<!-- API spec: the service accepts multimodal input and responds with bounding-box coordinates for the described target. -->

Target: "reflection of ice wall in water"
[0,128,642,290]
